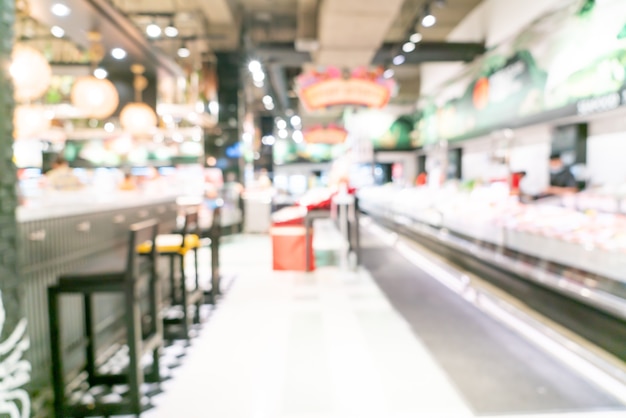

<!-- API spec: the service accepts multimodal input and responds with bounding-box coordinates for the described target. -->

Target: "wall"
[459,124,552,191]
[586,107,626,186]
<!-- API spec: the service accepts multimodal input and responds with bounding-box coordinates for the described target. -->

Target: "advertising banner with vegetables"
[415,0,626,145]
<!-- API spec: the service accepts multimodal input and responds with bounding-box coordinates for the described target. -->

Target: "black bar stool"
[48,218,162,417]
[138,208,203,340]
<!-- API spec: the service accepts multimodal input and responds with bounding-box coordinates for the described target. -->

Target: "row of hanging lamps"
[120,64,157,136]
[10,43,52,138]
[70,31,119,119]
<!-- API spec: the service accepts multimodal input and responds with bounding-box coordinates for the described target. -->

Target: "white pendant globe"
[14,104,51,139]
[10,44,52,102]
[120,102,157,136]
[71,76,119,119]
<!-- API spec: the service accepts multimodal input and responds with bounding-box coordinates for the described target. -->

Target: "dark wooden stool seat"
[48,219,162,417]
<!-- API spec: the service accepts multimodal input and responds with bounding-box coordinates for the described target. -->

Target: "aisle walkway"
[145,233,471,418]
[143,228,626,418]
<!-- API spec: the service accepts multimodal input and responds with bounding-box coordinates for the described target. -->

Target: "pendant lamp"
[70,31,119,119]
[71,76,119,119]
[13,104,50,139]
[120,64,157,136]
[10,44,52,102]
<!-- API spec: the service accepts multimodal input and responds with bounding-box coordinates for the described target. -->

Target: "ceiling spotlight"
[293,130,303,143]
[383,69,395,79]
[253,80,264,88]
[290,115,301,126]
[253,71,265,82]
[410,32,423,43]
[276,119,287,130]
[402,42,416,53]
[146,23,162,38]
[265,102,275,111]
[278,129,288,139]
[177,46,191,58]
[164,23,178,38]
[50,26,65,38]
[93,68,108,79]
[111,48,127,60]
[262,135,276,145]
[262,95,273,106]
[392,54,406,65]
[248,60,262,73]
[51,3,71,17]
[422,5,436,27]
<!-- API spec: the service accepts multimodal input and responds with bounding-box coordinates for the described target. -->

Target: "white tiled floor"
[144,233,470,418]
[144,231,626,418]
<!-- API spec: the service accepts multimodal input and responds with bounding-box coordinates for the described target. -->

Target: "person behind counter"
[545,153,578,196]
[44,156,83,191]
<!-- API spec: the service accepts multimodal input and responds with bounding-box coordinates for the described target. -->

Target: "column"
[0,1,31,416]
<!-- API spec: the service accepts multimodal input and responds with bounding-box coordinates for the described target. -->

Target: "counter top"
[16,189,189,222]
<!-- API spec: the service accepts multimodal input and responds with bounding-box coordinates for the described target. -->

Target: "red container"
[270,226,315,271]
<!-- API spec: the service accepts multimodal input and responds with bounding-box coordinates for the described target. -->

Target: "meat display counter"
[357,184,626,320]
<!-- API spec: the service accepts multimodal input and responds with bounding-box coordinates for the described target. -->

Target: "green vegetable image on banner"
[618,23,626,39]
[374,115,415,150]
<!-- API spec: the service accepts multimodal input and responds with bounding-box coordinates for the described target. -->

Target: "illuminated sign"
[296,67,395,111]
[303,125,348,144]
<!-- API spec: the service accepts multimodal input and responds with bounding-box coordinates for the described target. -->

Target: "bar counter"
[17,189,183,401]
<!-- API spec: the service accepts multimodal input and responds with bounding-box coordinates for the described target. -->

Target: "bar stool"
[201,203,222,303]
[137,208,203,340]
[48,219,162,417]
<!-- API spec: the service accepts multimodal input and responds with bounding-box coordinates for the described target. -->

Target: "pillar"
[0,1,32,416]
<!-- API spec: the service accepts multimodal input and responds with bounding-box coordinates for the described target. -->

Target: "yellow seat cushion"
[137,233,200,255]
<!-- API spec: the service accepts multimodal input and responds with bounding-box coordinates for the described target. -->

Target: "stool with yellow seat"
[138,209,204,340]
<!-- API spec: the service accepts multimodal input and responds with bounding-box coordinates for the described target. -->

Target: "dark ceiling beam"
[254,41,486,66]
[372,42,487,65]
[267,63,291,112]
[85,0,184,77]
[254,43,311,66]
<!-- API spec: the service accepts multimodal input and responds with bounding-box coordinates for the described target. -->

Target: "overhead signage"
[296,67,396,111]
[303,125,348,144]
[415,0,626,145]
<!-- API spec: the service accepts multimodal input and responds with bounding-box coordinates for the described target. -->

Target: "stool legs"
[48,287,64,418]
[83,294,96,385]
[124,282,144,414]
[179,254,190,338]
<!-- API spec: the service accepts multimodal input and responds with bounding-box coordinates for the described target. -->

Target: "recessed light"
[392,55,406,65]
[146,23,161,38]
[293,130,303,143]
[164,25,178,37]
[50,26,65,38]
[177,47,190,58]
[383,69,395,79]
[93,68,108,79]
[111,48,127,60]
[248,60,262,73]
[276,119,287,130]
[290,115,301,126]
[402,42,416,53]
[51,3,71,17]
[262,95,273,105]
[410,32,423,43]
[422,14,436,28]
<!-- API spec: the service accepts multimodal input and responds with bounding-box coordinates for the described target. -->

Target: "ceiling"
[21,0,485,127]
